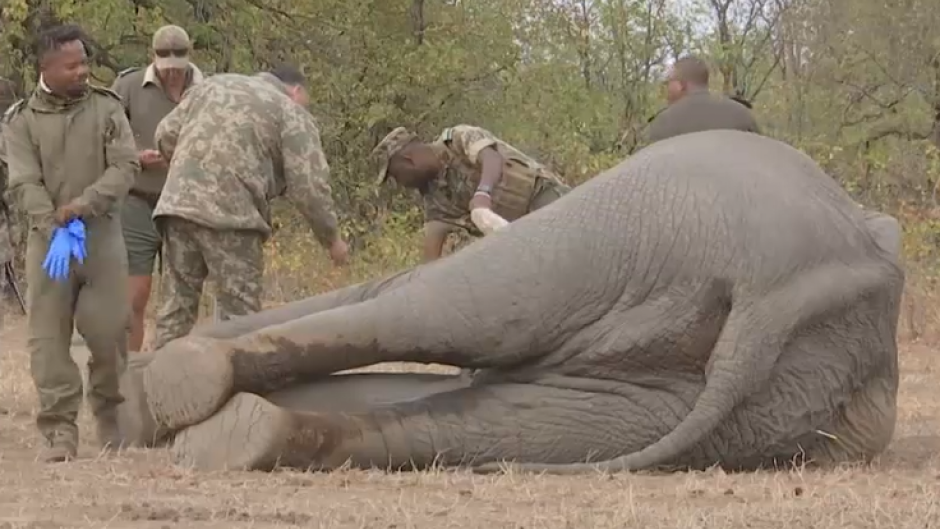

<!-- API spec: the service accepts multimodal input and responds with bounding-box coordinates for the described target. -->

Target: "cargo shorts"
[121,193,161,277]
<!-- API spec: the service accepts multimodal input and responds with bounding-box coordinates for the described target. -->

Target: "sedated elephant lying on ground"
[132,129,905,474]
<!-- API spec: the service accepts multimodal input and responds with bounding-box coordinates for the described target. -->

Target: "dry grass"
[3,304,940,528]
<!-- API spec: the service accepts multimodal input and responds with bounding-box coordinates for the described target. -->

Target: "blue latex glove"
[42,227,73,281]
[66,219,87,263]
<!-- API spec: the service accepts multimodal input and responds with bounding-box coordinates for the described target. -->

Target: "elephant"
[134,129,905,475]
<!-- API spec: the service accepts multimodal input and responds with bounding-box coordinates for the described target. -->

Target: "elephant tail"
[472,260,896,475]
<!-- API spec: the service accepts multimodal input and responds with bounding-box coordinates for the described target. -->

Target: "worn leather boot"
[41,431,78,463]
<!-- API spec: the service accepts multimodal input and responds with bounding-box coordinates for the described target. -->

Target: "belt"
[128,189,160,209]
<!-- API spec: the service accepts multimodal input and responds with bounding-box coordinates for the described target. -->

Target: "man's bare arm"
[477,147,505,191]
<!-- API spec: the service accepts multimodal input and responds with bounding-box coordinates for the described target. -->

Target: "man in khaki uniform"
[373,125,571,262]
[111,25,204,353]
[3,24,140,461]
[646,55,761,145]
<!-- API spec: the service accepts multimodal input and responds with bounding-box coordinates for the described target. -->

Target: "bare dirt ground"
[2,315,940,528]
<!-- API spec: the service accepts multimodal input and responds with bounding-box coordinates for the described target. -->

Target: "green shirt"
[110,64,204,196]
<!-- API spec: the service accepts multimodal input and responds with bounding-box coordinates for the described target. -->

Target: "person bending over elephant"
[131,129,904,476]
[372,125,571,262]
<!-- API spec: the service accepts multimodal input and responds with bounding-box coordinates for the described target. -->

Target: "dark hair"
[36,24,88,63]
[268,64,305,86]
[673,55,710,86]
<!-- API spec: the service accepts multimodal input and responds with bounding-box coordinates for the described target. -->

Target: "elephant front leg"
[144,299,408,431]
[144,281,555,432]
[169,381,698,473]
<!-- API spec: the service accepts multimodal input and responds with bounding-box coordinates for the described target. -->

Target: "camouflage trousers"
[151,217,264,351]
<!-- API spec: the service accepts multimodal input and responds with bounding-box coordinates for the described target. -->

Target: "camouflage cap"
[371,126,417,185]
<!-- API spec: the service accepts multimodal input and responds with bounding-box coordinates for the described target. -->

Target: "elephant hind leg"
[169,381,698,472]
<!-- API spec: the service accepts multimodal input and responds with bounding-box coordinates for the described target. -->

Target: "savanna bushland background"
[5,3,940,526]
[2,0,940,334]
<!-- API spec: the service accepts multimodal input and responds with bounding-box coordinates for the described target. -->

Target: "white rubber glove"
[470,208,509,235]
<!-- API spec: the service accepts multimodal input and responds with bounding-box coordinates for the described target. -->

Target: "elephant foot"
[143,337,235,431]
[116,352,172,447]
[171,392,291,471]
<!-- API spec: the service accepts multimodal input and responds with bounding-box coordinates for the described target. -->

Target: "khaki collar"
[142,63,205,88]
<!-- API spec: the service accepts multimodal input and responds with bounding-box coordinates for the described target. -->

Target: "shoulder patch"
[89,85,123,101]
[2,99,26,123]
[440,127,454,142]
[117,67,141,78]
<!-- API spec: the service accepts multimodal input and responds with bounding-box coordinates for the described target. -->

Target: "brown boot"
[40,432,78,463]
[95,409,126,452]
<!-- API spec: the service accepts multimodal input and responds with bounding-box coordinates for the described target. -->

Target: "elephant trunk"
[191,269,415,340]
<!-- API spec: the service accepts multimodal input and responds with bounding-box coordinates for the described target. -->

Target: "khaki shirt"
[422,125,566,234]
[646,89,761,145]
[111,64,204,197]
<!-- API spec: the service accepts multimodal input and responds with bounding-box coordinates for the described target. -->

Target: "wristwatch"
[476,184,493,195]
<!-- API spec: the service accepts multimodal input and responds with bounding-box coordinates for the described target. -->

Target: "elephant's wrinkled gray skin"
[141,129,905,474]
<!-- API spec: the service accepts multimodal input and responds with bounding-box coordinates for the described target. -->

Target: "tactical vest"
[439,129,544,222]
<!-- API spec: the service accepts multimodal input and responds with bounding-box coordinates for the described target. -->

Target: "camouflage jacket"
[423,125,566,235]
[153,73,339,247]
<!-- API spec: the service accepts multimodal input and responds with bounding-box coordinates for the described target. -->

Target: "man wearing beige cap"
[111,24,204,353]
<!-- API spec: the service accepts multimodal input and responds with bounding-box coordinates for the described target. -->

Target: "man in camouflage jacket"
[150,64,349,350]
[373,124,570,262]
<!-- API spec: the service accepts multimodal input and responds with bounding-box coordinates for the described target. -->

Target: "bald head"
[666,55,710,104]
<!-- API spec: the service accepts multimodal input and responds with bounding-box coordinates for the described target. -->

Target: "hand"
[42,227,73,281]
[329,239,349,266]
[66,219,87,263]
[469,191,492,211]
[139,149,166,168]
[54,203,86,225]
[470,207,509,235]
